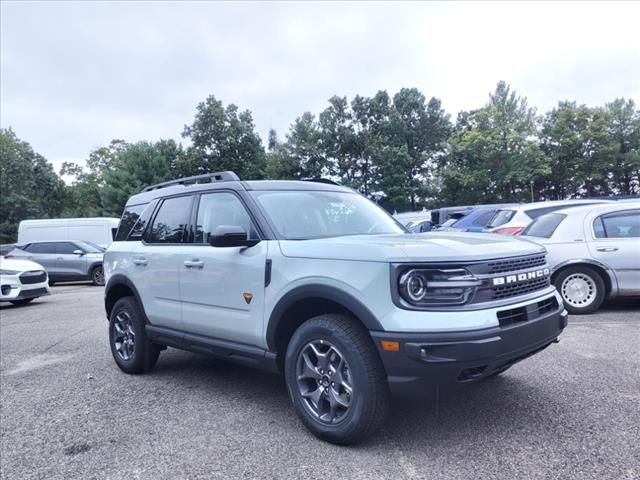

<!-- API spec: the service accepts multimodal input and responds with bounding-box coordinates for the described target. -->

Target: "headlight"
[398,268,482,307]
[0,269,20,275]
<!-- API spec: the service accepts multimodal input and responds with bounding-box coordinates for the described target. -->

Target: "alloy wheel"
[561,273,596,308]
[296,340,353,424]
[113,311,135,361]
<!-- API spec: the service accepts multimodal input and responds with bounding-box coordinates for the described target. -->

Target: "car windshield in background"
[75,241,104,253]
[487,209,516,228]
[252,191,405,240]
[523,213,567,238]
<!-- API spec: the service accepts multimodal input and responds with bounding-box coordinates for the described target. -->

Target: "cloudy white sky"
[1,1,639,172]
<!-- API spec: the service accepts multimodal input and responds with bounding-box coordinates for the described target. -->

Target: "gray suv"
[104,172,567,444]
[9,240,105,286]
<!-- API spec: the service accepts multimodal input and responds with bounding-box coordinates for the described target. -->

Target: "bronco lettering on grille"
[491,268,550,286]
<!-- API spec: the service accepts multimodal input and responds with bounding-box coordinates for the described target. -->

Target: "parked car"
[407,219,433,233]
[0,244,16,256]
[438,206,518,233]
[521,202,640,314]
[18,217,120,249]
[104,171,567,444]
[485,199,613,235]
[0,257,50,305]
[7,240,105,286]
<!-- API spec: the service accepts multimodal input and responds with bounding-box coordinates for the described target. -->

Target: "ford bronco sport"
[104,172,568,444]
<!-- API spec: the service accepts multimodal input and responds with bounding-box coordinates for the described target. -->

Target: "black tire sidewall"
[109,297,152,373]
[284,315,385,443]
[554,266,605,314]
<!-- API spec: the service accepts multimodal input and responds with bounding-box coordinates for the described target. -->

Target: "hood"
[278,232,545,263]
[0,257,46,272]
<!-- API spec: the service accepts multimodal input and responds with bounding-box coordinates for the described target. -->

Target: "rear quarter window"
[523,213,567,238]
[116,204,148,241]
[487,209,516,228]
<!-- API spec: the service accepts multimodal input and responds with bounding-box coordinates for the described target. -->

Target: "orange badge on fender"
[243,293,253,304]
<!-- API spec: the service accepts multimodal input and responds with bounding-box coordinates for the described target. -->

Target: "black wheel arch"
[104,274,149,322]
[266,284,384,366]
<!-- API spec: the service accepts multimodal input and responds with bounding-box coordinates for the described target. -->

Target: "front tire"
[109,296,161,374]
[284,314,389,445]
[554,266,605,314]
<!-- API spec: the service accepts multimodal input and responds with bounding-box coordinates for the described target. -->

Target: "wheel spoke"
[298,352,319,380]
[302,386,323,407]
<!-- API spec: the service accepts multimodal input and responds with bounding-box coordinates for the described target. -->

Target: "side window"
[148,196,192,244]
[129,201,158,241]
[115,204,146,241]
[57,242,79,254]
[194,192,258,244]
[526,206,559,220]
[597,210,640,238]
[593,217,606,238]
[25,242,57,254]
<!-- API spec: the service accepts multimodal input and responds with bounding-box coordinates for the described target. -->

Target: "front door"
[178,191,268,347]
[23,242,58,277]
[54,242,89,280]
[588,209,640,295]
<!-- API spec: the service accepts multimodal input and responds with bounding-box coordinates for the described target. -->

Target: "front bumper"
[0,276,50,302]
[371,304,568,397]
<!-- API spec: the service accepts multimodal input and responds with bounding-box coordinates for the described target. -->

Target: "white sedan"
[521,202,640,314]
[0,257,51,306]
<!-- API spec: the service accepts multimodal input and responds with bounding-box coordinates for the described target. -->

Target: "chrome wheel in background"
[561,272,597,308]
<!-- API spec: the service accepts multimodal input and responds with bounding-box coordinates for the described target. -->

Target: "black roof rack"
[142,171,240,192]
[302,178,340,186]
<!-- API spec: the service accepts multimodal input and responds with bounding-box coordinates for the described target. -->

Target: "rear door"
[131,195,193,331]
[178,191,268,347]
[588,209,640,295]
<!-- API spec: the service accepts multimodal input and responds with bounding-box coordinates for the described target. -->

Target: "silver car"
[521,202,640,313]
[7,240,105,286]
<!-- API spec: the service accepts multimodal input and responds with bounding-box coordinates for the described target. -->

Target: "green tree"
[442,81,546,204]
[0,128,65,242]
[182,95,266,180]
[605,98,640,195]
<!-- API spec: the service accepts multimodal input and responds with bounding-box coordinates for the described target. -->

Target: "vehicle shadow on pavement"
[147,349,560,448]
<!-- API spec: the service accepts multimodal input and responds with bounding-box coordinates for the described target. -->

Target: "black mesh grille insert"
[488,255,546,274]
[497,306,528,326]
[19,271,47,285]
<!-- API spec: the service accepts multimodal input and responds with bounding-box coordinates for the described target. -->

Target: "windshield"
[251,190,406,240]
[75,241,105,253]
[487,209,516,228]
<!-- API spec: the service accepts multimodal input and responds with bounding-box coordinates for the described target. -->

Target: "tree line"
[1,81,638,242]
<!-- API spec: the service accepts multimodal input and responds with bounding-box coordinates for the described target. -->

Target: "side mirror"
[73,249,84,256]
[208,225,260,248]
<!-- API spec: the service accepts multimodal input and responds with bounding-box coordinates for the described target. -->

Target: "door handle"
[596,247,619,252]
[183,260,204,269]
[132,256,148,266]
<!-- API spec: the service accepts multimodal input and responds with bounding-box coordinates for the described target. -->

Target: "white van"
[18,218,120,248]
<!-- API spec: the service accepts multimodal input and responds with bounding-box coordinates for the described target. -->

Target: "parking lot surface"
[1,285,639,480]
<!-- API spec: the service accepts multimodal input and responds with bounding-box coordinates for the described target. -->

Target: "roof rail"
[142,171,240,192]
[302,178,340,186]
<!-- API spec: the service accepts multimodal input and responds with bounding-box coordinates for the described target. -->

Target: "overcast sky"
[1,1,639,172]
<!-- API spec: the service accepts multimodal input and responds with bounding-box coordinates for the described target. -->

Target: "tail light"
[493,226,524,235]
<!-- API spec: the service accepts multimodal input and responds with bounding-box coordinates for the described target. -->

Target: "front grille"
[488,254,546,274]
[537,296,559,315]
[21,287,48,298]
[19,270,47,285]
[492,276,550,300]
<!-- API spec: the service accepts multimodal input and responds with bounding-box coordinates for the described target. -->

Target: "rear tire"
[109,296,161,374]
[10,298,35,305]
[284,314,389,445]
[91,266,105,286]
[554,266,605,315]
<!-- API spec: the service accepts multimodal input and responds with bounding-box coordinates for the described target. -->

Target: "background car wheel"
[91,266,105,286]
[10,298,35,305]
[109,296,161,374]
[284,314,389,445]
[554,266,605,315]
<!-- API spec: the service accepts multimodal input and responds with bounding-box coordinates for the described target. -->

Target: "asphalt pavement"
[1,285,639,480]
